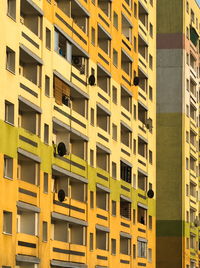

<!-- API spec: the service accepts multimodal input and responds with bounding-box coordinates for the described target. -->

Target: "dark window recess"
[120,198,131,219]
[120,161,131,183]
[53,75,70,106]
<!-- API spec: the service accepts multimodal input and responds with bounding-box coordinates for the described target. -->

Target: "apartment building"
[0,0,156,267]
[157,0,200,267]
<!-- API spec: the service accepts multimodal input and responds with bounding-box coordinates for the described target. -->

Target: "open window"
[51,215,86,245]
[97,64,110,94]
[18,97,41,136]
[138,136,148,159]
[96,184,109,211]
[96,226,109,250]
[121,13,132,42]
[121,86,132,112]
[190,78,197,97]
[120,233,131,255]
[55,28,88,75]
[17,206,38,236]
[17,153,40,185]
[98,25,111,55]
[121,121,132,148]
[120,160,132,184]
[98,0,111,17]
[138,102,147,124]
[97,104,110,133]
[138,204,147,225]
[139,33,148,60]
[138,67,148,92]
[138,169,147,191]
[96,144,110,172]
[139,0,148,29]
[121,49,133,77]
[19,45,42,87]
[20,0,42,38]
[120,196,131,220]
[55,0,89,34]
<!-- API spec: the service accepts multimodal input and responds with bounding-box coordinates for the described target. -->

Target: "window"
[186,27,189,39]
[150,0,153,6]
[90,233,94,251]
[149,23,153,38]
[6,47,15,73]
[5,101,14,125]
[91,27,95,45]
[113,11,118,29]
[111,239,116,255]
[3,211,12,234]
[186,157,189,170]
[44,124,49,144]
[120,198,131,219]
[112,162,117,179]
[134,2,137,17]
[149,54,153,69]
[91,108,95,125]
[186,1,189,13]
[133,209,136,224]
[148,248,152,262]
[112,200,116,216]
[138,240,147,258]
[90,149,94,167]
[186,53,189,65]
[149,86,153,101]
[112,86,117,104]
[7,0,16,19]
[186,79,189,91]
[133,139,136,154]
[149,215,152,229]
[45,75,50,97]
[133,174,136,188]
[149,150,153,164]
[43,172,48,193]
[96,229,109,250]
[4,155,13,179]
[186,131,189,143]
[186,184,189,196]
[134,104,137,120]
[134,36,137,52]
[186,104,189,116]
[112,123,117,140]
[46,28,51,50]
[42,221,47,242]
[120,236,131,255]
[113,49,118,67]
[90,191,94,208]
[96,187,109,211]
[120,161,132,183]
[133,244,136,258]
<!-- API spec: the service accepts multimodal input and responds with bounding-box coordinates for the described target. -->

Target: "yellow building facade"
[0,0,156,267]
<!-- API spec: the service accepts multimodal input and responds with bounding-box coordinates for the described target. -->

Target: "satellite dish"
[147,189,154,198]
[133,76,139,86]
[72,56,81,65]
[57,142,67,157]
[88,75,95,86]
[58,189,66,202]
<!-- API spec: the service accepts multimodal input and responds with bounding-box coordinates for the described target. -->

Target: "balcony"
[97,64,111,95]
[20,0,42,39]
[16,233,38,257]
[18,180,39,207]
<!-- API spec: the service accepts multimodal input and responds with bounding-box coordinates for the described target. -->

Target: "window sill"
[3,232,12,236]
[5,121,14,127]
[7,13,16,22]
[6,68,15,75]
[4,175,13,181]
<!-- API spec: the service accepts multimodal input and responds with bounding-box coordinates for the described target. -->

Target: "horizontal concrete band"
[17,201,40,213]
[16,254,40,263]
[53,117,89,141]
[52,212,88,226]
[51,260,87,268]
[52,164,88,183]
[17,147,41,163]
